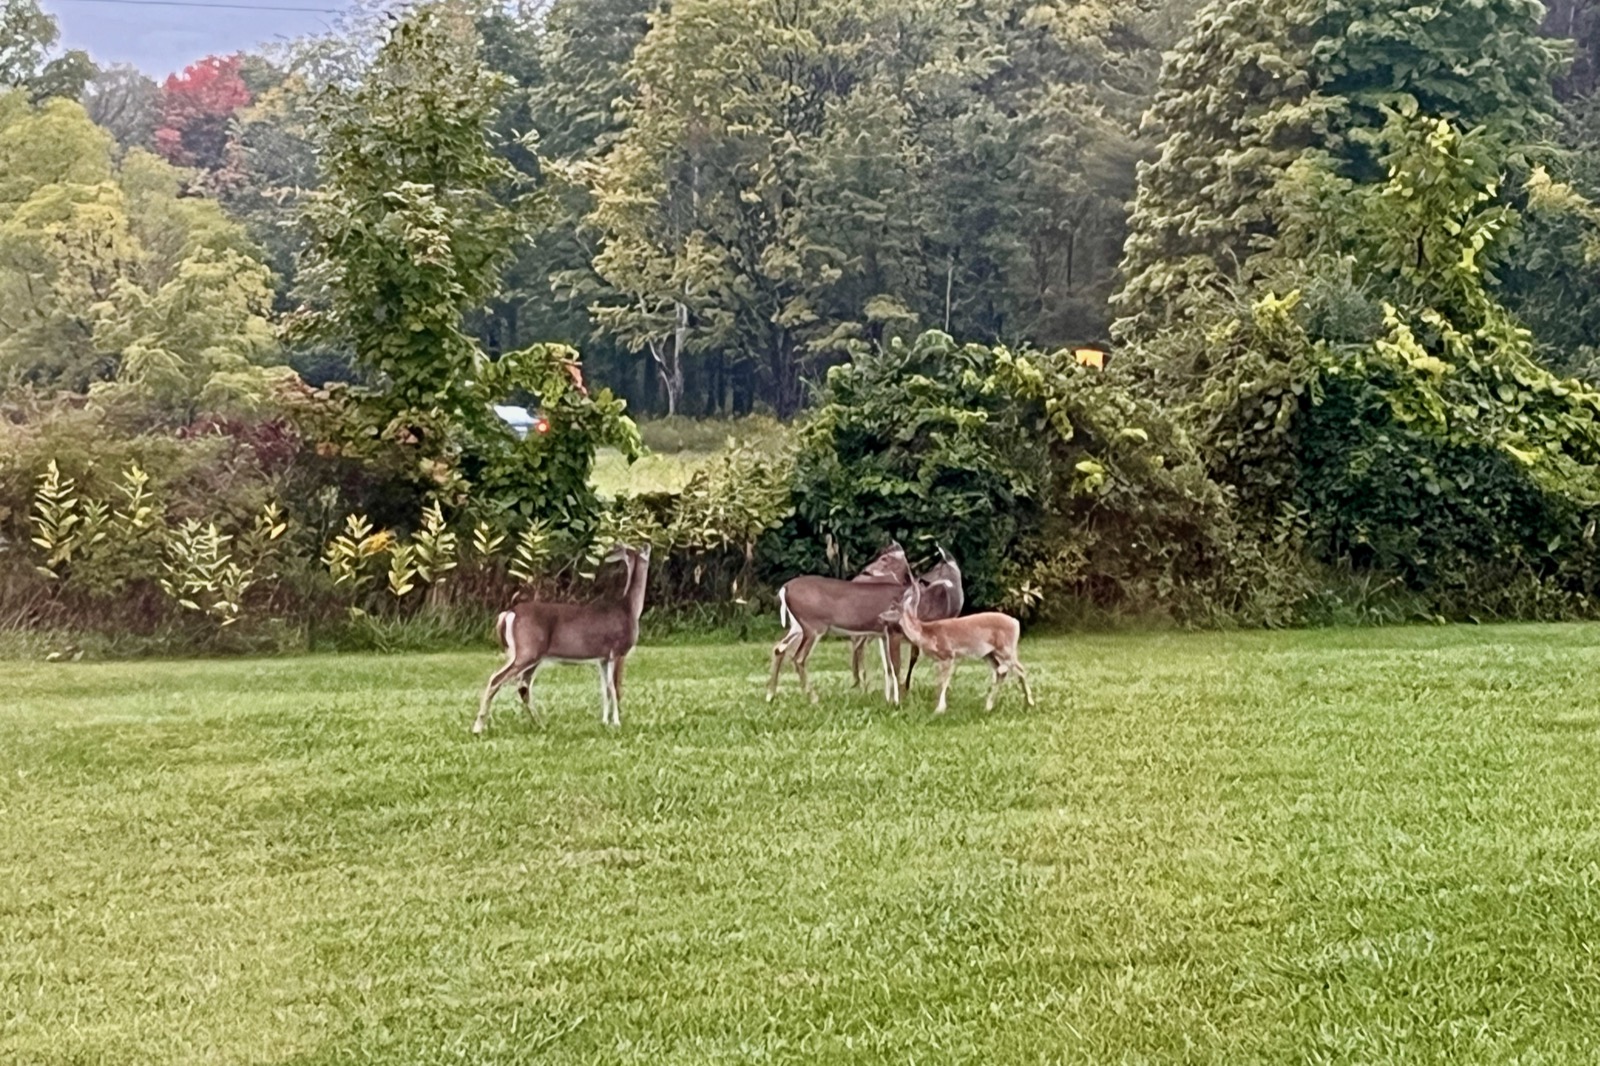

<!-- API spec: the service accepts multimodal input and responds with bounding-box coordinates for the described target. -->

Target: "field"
[5,625,1600,1063]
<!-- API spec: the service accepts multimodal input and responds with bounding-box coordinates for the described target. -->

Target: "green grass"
[591,415,791,498]
[5,625,1600,1063]
[590,447,705,497]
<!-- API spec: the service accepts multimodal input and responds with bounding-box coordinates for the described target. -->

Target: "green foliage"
[159,519,258,627]
[582,0,1158,416]
[293,3,537,414]
[28,459,100,579]
[0,95,281,404]
[506,518,552,585]
[786,330,1045,602]
[669,433,796,598]
[410,500,458,587]
[1313,0,1562,173]
[1114,0,1322,337]
[467,341,642,531]
[783,328,1283,619]
[0,0,94,102]
[1116,0,1564,338]
[322,512,389,594]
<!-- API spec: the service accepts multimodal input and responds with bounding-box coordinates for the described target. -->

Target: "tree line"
[4,0,1214,415]
[11,0,1600,643]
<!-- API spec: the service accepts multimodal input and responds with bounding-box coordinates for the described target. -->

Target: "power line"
[49,0,344,12]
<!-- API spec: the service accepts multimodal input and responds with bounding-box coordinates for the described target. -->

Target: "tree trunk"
[645,307,687,417]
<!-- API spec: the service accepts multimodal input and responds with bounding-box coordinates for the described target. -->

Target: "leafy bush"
[777,329,1304,621]
[780,331,1045,604]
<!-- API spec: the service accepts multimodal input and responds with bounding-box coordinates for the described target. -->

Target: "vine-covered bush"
[781,331,1045,604]
[778,329,1300,621]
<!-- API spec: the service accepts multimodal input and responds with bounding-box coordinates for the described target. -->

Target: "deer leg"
[517,663,545,724]
[610,657,626,727]
[985,660,1007,712]
[794,630,822,704]
[888,632,904,700]
[1011,659,1035,707]
[877,634,900,706]
[596,660,615,726]
[933,658,956,715]
[903,642,921,694]
[768,625,803,702]
[475,659,527,735]
[850,636,868,689]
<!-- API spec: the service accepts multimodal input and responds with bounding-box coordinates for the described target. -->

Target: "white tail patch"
[778,586,793,631]
[498,610,517,663]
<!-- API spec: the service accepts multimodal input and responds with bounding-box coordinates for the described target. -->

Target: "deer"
[850,545,964,694]
[768,543,912,705]
[473,544,650,733]
[881,579,1034,715]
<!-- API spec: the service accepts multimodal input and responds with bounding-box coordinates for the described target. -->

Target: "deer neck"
[625,554,650,620]
[898,603,926,645]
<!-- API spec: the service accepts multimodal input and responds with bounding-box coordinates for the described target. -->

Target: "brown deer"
[474,544,650,733]
[846,542,915,690]
[850,545,964,692]
[882,580,1034,715]
[768,543,912,705]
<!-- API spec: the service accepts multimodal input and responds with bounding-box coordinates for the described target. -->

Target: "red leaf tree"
[153,54,252,171]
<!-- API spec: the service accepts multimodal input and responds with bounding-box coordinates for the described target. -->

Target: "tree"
[82,64,160,151]
[0,0,94,102]
[293,3,534,415]
[578,0,1165,416]
[1545,0,1600,99]
[1112,0,1320,339]
[467,0,650,386]
[1116,0,1565,340]
[0,94,282,412]
[219,65,319,310]
[154,55,253,172]
[1312,0,1562,178]
[582,0,842,416]
[1283,113,1600,594]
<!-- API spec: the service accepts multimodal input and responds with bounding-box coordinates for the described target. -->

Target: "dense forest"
[5,0,1210,415]
[9,0,1600,648]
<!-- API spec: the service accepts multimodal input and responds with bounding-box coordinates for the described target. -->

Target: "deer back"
[783,575,906,633]
[504,546,650,661]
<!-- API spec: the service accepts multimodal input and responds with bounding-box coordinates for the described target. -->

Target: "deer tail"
[777,586,791,630]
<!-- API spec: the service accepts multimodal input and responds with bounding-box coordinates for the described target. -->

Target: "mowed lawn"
[5,627,1600,1063]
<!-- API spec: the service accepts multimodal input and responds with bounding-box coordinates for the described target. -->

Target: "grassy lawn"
[5,625,1600,1063]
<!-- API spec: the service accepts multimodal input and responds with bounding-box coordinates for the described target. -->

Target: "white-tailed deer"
[851,545,964,693]
[474,544,650,733]
[769,543,911,704]
[882,580,1034,715]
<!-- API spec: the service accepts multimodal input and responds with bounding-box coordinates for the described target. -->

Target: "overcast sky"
[43,0,348,79]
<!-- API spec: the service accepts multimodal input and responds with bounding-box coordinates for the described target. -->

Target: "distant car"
[492,404,551,440]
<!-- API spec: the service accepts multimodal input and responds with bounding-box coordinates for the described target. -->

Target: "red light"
[534,418,550,434]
